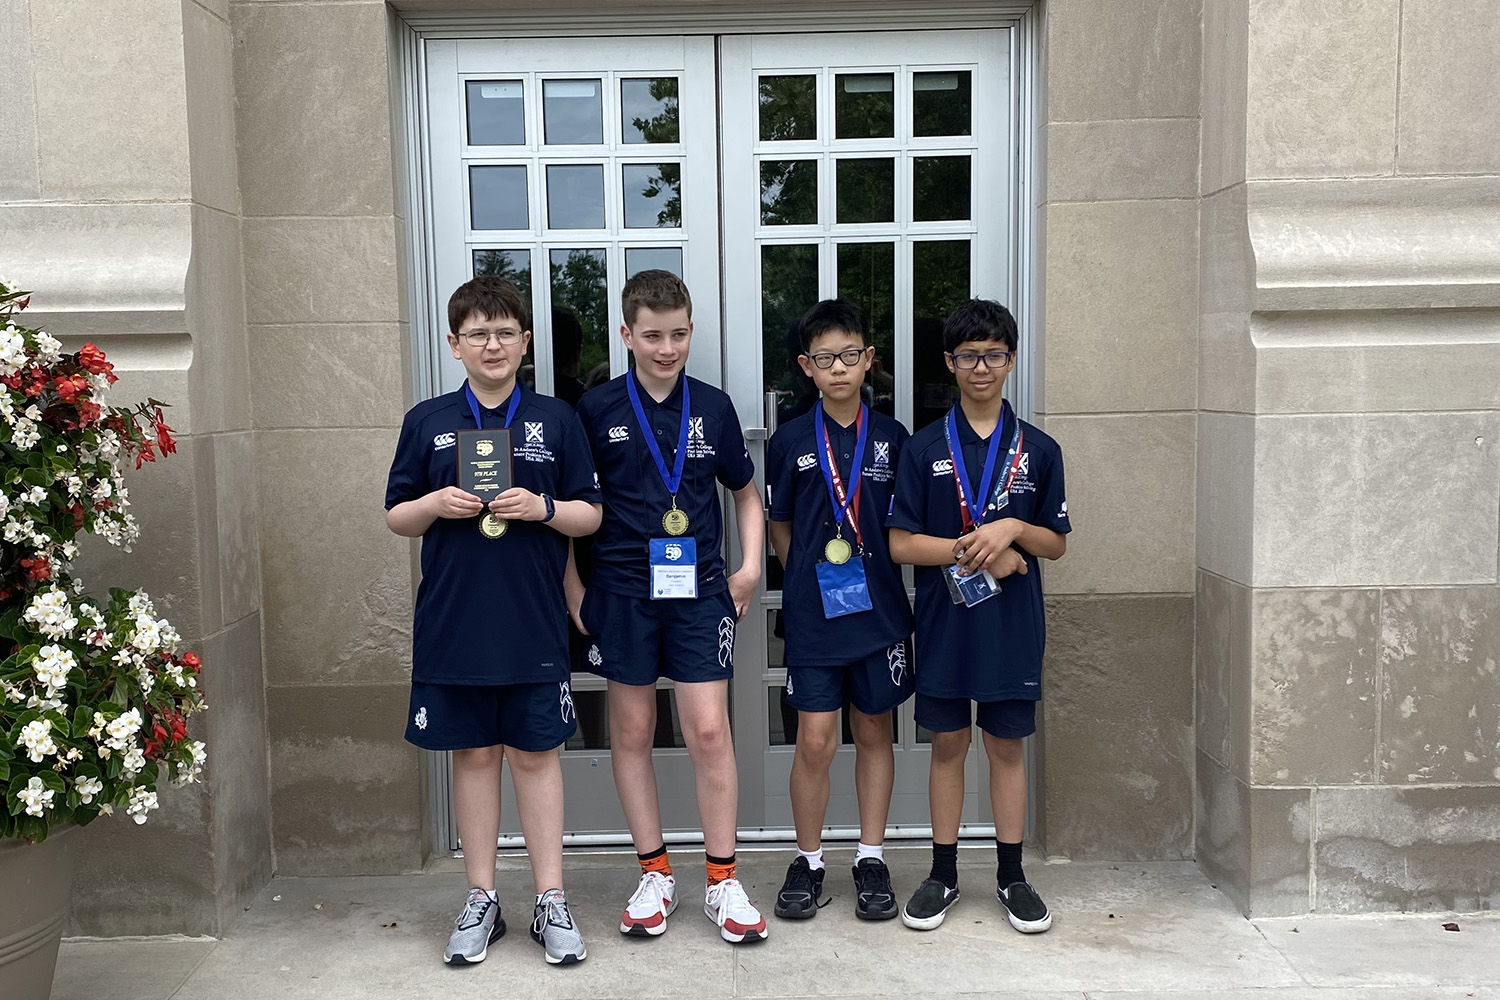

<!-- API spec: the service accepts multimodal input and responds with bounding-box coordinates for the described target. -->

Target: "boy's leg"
[452,745,504,892]
[789,709,839,851]
[848,707,895,847]
[979,702,1051,934]
[505,746,565,893]
[607,679,666,851]
[902,694,972,931]
[672,678,737,857]
[980,732,1026,844]
[928,727,971,844]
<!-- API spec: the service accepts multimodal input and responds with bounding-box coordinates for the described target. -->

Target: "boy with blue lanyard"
[887,298,1071,934]
[567,270,769,944]
[763,299,913,922]
[385,277,603,966]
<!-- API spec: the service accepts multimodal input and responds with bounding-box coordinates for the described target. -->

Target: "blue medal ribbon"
[813,402,870,544]
[944,400,1023,532]
[464,380,522,431]
[625,370,691,502]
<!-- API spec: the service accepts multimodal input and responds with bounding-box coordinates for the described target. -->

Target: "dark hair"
[942,298,1017,353]
[448,276,528,334]
[797,298,868,353]
[621,269,692,327]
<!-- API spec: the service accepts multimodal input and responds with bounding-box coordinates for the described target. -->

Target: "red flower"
[19,556,51,582]
[134,438,156,469]
[55,374,89,403]
[153,407,177,456]
[68,503,85,529]
[76,400,101,426]
[78,343,115,378]
[181,652,202,674]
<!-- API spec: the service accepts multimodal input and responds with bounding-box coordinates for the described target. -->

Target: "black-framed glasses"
[804,348,869,369]
[947,349,1013,370]
[459,329,524,348]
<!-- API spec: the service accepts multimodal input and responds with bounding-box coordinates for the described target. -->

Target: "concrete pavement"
[51,847,1500,1000]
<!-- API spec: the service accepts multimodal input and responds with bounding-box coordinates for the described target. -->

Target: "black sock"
[996,840,1024,887]
[929,842,959,889]
[638,844,668,862]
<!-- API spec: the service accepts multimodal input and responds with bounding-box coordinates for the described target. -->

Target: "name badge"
[815,556,873,619]
[944,564,1000,608]
[649,537,697,600]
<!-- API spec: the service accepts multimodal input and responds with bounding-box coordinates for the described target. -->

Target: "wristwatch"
[541,493,556,522]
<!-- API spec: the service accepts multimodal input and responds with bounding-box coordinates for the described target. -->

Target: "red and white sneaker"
[620,871,677,936]
[704,878,768,944]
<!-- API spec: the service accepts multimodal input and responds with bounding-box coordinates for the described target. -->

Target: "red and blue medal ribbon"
[944,400,1024,534]
[813,402,869,547]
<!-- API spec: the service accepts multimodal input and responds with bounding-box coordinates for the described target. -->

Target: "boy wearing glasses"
[385,277,602,966]
[764,299,913,922]
[887,298,1070,933]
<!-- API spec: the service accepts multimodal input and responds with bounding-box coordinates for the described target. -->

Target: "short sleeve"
[886,436,928,535]
[558,412,602,504]
[715,396,756,492]
[881,421,912,527]
[765,426,795,522]
[1033,443,1071,535]
[385,410,428,510]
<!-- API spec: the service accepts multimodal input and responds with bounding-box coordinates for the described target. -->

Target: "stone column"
[1195,0,1500,915]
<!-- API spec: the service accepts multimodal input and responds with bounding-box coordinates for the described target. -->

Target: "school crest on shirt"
[864,439,895,483]
[1008,451,1037,494]
[686,415,717,460]
[514,419,555,465]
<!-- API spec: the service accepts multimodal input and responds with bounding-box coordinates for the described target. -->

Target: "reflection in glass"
[550,249,610,398]
[469,165,529,231]
[836,242,895,416]
[913,156,972,222]
[761,244,820,426]
[622,77,680,144]
[835,73,894,139]
[546,164,605,229]
[624,247,684,278]
[622,163,682,228]
[760,160,818,226]
[912,240,971,430]
[471,249,533,322]
[466,80,525,146]
[542,79,604,144]
[914,71,972,137]
[835,158,895,224]
[759,74,817,141]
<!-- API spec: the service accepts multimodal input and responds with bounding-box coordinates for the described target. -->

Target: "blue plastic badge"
[649,537,697,600]
[814,556,873,619]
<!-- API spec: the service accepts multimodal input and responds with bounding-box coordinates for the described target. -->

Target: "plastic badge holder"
[649,537,697,599]
[815,557,874,619]
[944,563,1000,607]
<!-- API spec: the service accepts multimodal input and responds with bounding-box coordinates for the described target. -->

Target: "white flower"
[2,680,24,703]
[31,644,76,694]
[121,746,146,777]
[0,329,25,375]
[92,479,113,502]
[64,475,82,497]
[0,391,14,421]
[55,443,67,454]
[18,718,58,762]
[98,802,113,816]
[125,787,158,825]
[17,776,54,817]
[136,665,155,695]
[129,615,162,653]
[127,592,155,615]
[24,589,78,639]
[103,708,142,750]
[74,775,104,804]
[33,330,63,363]
[22,485,46,506]
[11,416,39,450]
[0,494,9,519]
[173,740,207,786]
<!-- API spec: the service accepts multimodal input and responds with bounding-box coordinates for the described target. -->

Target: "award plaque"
[457,429,513,538]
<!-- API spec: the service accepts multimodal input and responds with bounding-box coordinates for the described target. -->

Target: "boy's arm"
[890,527,1029,580]
[386,487,484,537]
[953,517,1065,575]
[768,518,792,569]
[489,489,602,538]
[565,541,587,634]
[727,480,764,621]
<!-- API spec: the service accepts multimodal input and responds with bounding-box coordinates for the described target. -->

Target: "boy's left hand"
[489,487,545,521]
[953,518,1023,575]
[727,567,760,622]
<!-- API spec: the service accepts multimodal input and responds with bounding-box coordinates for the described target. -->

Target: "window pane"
[550,248,610,395]
[471,249,534,324]
[913,156,972,222]
[762,244,821,424]
[625,247,683,278]
[836,242,895,417]
[622,163,682,228]
[760,160,818,226]
[622,77,679,144]
[469,165,529,231]
[546,164,605,229]
[759,74,817,141]
[543,79,603,144]
[914,71,972,137]
[912,240,971,430]
[466,80,525,146]
[835,158,895,224]
[835,73,894,139]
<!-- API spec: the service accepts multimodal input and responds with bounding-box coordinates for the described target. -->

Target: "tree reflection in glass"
[622,77,680,144]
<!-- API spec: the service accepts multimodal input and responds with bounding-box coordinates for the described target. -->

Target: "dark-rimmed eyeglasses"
[804,348,869,369]
[947,349,1013,370]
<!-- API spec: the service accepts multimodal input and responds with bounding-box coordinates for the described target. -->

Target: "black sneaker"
[851,858,898,920]
[900,878,960,930]
[998,880,1053,933]
[773,856,825,919]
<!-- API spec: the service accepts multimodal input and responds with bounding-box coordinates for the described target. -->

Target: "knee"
[503,746,556,776]
[611,712,656,754]
[849,711,891,750]
[452,745,502,770]
[795,723,839,768]
[686,716,731,756]
[930,729,971,764]
[984,735,1024,768]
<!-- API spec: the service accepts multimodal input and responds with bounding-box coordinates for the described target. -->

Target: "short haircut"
[797,298,868,353]
[621,269,692,327]
[942,298,1018,353]
[448,276,528,334]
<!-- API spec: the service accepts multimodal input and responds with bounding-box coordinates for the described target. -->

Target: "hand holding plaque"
[456,429,513,538]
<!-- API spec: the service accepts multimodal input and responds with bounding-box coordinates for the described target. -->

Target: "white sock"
[798,847,825,871]
[476,888,498,903]
[855,842,884,863]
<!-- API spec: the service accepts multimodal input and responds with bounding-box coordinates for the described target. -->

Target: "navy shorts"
[405,680,578,752]
[915,694,1036,739]
[786,639,914,716]
[580,587,738,686]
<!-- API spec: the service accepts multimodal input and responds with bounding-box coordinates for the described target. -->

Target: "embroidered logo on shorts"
[587,644,602,667]
[785,674,794,696]
[887,643,907,687]
[414,707,428,730]
[559,682,576,724]
[718,616,735,669]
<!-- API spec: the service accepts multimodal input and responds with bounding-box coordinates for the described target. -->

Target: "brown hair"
[447,276,528,334]
[621,269,692,327]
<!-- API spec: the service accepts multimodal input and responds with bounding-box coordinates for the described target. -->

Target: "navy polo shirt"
[576,372,756,599]
[766,407,913,666]
[385,382,600,685]
[887,406,1071,702]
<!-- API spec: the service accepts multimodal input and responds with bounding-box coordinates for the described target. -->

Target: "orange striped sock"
[638,845,672,877]
[706,854,736,886]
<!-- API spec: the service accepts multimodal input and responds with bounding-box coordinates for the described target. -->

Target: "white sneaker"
[703,878,768,944]
[620,871,677,936]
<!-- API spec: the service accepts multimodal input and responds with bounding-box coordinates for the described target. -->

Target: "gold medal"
[662,506,690,536]
[479,513,507,539]
[824,536,853,565]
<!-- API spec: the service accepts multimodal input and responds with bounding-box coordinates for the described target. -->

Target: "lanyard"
[465,381,522,431]
[625,370,691,501]
[944,401,1023,533]
[813,402,869,545]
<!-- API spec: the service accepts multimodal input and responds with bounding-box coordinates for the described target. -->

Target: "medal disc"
[824,536,853,565]
[480,513,507,539]
[662,507,690,536]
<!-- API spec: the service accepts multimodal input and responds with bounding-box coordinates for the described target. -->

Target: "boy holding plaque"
[385,277,603,967]
[886,298,1070,934]
[763,299,913,922]
[568,269,769,944]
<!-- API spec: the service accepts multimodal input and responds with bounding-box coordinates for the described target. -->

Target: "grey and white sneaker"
[531,888,587,965]
[444,888,505,964]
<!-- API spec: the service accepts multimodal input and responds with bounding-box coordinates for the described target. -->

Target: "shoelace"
[858,862,894,900]
[710,878,751,917]
[457,890,492,929]
[536,893,573,932]
[782,862,817,897]
[629,873,668,911]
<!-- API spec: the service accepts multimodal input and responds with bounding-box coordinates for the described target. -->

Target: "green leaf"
[6,775,27,815]
[72,704,94,735]
[21,468,47,487]
[42,710,68,738]
[0,760,8,783]
[38,770,65,794]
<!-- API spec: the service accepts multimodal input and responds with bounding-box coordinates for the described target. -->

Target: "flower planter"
[0,825,79,1000]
